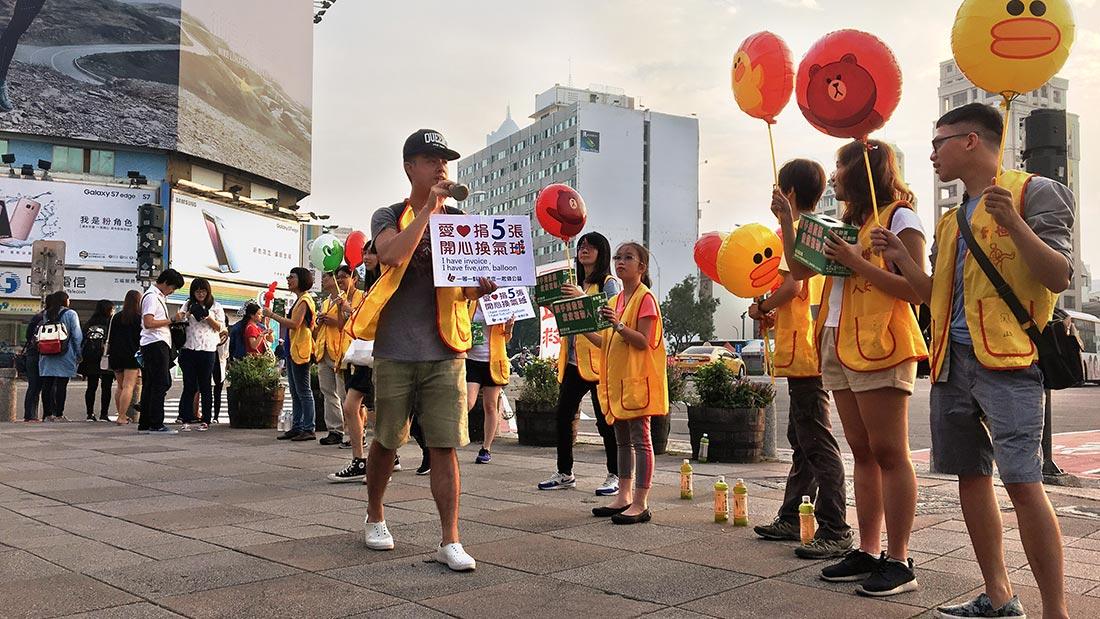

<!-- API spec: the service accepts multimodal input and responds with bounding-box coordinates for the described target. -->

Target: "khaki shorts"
[373,358,469,450]
[819,327,916,394]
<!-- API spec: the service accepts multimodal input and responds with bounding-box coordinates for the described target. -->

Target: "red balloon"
[796,29,902,141]
[535,184,587,242]
[263,281,277,308]
[344,230,367,270]
[693,232,726,284]
[732,31,794,125]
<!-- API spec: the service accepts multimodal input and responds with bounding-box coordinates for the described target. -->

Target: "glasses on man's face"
[612,254,637,262]
[931,132,974,153]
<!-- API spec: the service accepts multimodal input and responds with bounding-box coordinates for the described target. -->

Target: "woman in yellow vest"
[581,242,668,525]
[264,267,318,442]
[314,266,363,446]
[538,232,622,494]
[466,303,514,464]
[777,140,927,596]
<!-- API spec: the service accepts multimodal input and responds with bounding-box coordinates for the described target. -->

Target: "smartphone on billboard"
[201,209,239,273]
[8,197,41,241]
[0,200,11,239]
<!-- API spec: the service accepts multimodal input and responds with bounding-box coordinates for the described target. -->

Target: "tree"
[660,275,719,353]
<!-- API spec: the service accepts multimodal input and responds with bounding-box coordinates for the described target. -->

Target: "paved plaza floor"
[2,420,1100,618]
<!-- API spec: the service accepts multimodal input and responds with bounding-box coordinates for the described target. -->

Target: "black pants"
[84,373,113,418]
[23,354,42,420]
[139,341,172,431]
[40,376,69,418]
[212,360,223,421]
[0,0,46,82]
[556,363,617,476]
[777,376,850,539]
[179,348,216,423]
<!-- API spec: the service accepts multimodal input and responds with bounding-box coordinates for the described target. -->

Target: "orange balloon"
[716,224,783,299]
[732,31,795,124]
[693,232,726,284]
[796,29,902,141]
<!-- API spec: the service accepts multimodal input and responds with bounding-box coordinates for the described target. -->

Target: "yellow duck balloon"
[732,50,764,113]
[716,224,783,299]
[952,0,1075,97]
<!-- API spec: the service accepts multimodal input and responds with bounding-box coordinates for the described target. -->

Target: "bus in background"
[1064,309,1100,384]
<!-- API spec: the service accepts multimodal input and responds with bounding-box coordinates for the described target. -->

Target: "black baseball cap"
[403,129,461,161]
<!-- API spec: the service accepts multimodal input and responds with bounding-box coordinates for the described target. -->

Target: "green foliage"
[666,361,687,404]
[226,354,281,394]
[692,361,774,409]
[660,276,720,352]
[518,356,560,409]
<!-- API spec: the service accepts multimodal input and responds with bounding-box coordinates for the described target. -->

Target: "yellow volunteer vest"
[469,300,510,385]
[815,201,928,372]
[773,219,824,378]
[557,276,615,383]
[315,288,364,364]
[928,170,1053,380]
[348,202,471,352]
[597,284,669,423]
[288,294,317,365]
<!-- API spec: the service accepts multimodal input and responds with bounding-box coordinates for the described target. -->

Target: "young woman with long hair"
[38,291,82,421]
[79,299,115,421]
[265,267,317,442]
[108,290,144,425]
[178,278,225,431]
[776,139,927,597]
[538,231,622,495]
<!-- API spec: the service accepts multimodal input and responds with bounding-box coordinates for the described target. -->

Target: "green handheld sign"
[793,213,860,277]
[551,293,611,336]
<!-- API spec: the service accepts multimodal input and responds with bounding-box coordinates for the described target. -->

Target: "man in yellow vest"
[873,103,1073,619]
[357,129,496,573]
[750,159,852,559]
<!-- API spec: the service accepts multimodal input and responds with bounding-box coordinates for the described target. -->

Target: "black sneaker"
[753,518,800,541]
[392,456,402,472]
[416,460,431,476]
[327,458,366,483]
[855,553,918,597]
[319,432,343,445]
[276,430,302,440]
[820,549,879,582]
[795,530,855,559]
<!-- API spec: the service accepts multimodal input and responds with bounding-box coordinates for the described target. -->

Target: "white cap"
[683,459,689,464]
[802,495,811,502]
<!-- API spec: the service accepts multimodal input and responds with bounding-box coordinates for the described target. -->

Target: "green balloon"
[322,245,344,271]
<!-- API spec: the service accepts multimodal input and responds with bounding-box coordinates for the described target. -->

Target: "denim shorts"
[372,358,468,450]
[929,343,1044,484]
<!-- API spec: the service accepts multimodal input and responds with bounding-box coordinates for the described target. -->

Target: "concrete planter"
[686,405,765,463]
[516,400,570,447]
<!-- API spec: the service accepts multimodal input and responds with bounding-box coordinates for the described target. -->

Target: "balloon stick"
[767,123,779,187]
[861,143,881,227]
[994,95,1012,186]
[763,328,775,385]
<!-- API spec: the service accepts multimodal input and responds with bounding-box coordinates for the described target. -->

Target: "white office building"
[456,84,700,303]
[936,59,1087,309]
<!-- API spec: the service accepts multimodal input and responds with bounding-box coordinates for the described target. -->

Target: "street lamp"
[740,311,747,341]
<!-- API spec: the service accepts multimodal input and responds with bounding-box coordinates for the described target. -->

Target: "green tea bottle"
[799,496,816,544]
[713,476,729,523]
[680,459,693,500]
[732,478,748,526]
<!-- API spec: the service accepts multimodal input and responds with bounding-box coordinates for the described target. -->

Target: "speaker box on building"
[1023,109,1067,153]
[1024,153,1068,186]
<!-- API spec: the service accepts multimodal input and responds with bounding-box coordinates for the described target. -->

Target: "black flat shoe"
[611,509,651,525]
[592,505,629,518]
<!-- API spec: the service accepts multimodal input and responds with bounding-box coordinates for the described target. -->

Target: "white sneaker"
[537,472,576,490]
[436,542,476,571]
[595,474,620,496]
[363,519,394,550]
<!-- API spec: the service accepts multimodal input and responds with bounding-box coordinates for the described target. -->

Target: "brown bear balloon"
[536,184,587,241]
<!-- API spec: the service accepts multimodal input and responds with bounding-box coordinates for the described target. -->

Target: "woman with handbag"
[38,291,83,422]
[108,290,143,425]
[79,299,114,421]
[178,278,225,431]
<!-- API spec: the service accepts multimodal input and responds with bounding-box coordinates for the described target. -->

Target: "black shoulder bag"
[956,206,1083,389]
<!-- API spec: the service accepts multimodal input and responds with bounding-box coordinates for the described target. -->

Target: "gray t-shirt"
[371,203,465,362]
[567,276,622,366]
[468,304,490,363]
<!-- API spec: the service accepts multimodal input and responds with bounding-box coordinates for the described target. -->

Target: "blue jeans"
[287,361,315,433]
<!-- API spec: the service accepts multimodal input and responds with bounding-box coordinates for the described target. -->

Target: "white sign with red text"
[429,214,535,288]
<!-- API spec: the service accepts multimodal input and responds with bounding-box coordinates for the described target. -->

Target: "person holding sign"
[873,103,1074,619]
[264,267,317,442]
[466,304,514,464]
[775,141,926,597]
[350,129,497,573]
[580,242,668,524]
[537,232,622,495]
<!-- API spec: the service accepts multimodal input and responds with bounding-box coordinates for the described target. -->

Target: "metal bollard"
[0,368,17,422]
[763,400,777,459]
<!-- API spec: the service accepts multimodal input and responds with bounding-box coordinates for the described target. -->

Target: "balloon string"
[995,96,1012,186]
[767,123,779,187]
[861,144,881,227]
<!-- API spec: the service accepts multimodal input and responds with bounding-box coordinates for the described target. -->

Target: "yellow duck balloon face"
[952,0,1075,97]
[732,50,764,112]
[716,224,783,298]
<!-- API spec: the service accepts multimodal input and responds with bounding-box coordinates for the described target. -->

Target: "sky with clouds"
[305,0,1100,271]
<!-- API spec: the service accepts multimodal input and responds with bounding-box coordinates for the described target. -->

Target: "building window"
[0,139,7,155]
[1054,90,1062,104]
[89,149,114,176]
[52,145,83,173]
[951,92,968,108]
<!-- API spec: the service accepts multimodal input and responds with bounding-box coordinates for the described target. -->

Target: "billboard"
[1,266,139,301]
[0,176,153,267]
[0,1,312,192]
[169,190,300,287]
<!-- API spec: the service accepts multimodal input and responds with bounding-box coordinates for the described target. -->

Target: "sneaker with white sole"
[595,474,619,496]
[436,542,476,571]
[934,592,1026,618]
[392,456,402,472]
[538,472,576,490]
[364,519,394,550]
[328,458,366,483]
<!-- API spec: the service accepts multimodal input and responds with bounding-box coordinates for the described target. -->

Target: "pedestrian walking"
[108,290,143,425]
[465,305,513,464]
[583,242,668,525]
[79,299,114,421]
[178,278,225,431]
[265,267,317,442]
[538,232,622,494]
[38,291,83,422]
[874,103,1074,619]
[138,269,186,435]
[750,159,853,559]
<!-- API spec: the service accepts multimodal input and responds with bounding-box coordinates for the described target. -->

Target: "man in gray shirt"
[872,103,1072,618]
